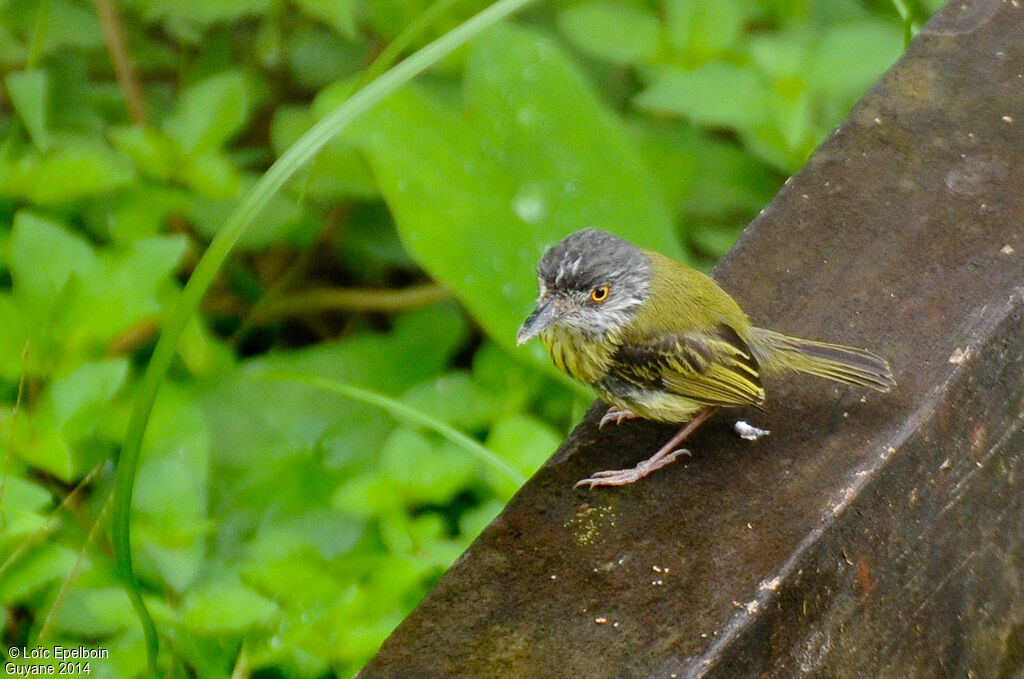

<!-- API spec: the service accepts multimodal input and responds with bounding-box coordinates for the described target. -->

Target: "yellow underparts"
[540,326,706,424]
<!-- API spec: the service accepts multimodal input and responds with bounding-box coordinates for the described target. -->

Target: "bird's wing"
[609,324,765,408]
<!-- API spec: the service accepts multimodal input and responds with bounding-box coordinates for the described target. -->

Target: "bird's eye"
[590,285,610,303]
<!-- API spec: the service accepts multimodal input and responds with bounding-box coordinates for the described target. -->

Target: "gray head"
[517,228,652,344]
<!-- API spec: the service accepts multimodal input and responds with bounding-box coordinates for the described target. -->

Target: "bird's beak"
[516,297,563,345]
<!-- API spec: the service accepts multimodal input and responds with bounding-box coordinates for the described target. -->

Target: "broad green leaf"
[202,306,465,544]
[0,293,35,380]
[133,386,210,592]
[13,426,78,481]
[270,105,379,199]
[635,63,772,131]
[177,152,241,198]
[50,587,137,637]
[108,126,180,181]
[0,474,52,513]
[0,144,134,205]
[104,183,191,244]
[363,0,491,43]
[186,176,320,248]
[138,0,273,26]
[41,0,106,53]
[378,428,478,505]
[182,580,280,633]
[293,0,360,39]
[5,69,50,151]
[15,359,128,480]
[749,31,809,81]
[91,235,188,338]
[485,413,561,494]
[164,71,252,154]
[347,23,680,354]
[770,88,813,156]
[47,359,130,438]
[4,214,185,378]
[400,371,495,431]
[665,0,747,57]
[286,23,368,90]
[332,474,404,519]
[557,1,662,64]
[8,212,98,315]
[0,543,78,603]
[689,222,745,259]
[809,22,902,101]
[458,498,504,540]
[0,475,53,543]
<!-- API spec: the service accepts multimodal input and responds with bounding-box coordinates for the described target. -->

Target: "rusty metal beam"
[357,1,1024,676]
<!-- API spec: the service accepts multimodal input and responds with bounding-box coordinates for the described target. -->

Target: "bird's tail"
[748,328,896,393]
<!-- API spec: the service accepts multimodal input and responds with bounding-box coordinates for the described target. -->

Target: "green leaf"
[557,1,662,64]
[286,23,368,90]
[635,63,772,131]
[50,587,138,637]
[182,579,280,633]
[271,103,379,199]
[202,306,467,534]
[0,476,53,543]
[92,235,189,338]
[293,0,360,39]
[485,413,560,482]
[749,31,809,81]
[5,69,50,150]
[138,0,273,27]
[332,474,404,519]
[458,499,504,540]
[41,0,106,54]
[48,359,130,438]
[0,144,134,205]
[177,152,241,198]
[186,177,320,247]
[770,88,813,155]
[104,183,191,244]
[378,428,478,505]
[0,544,78,603]
[808,21,902,101]
[8,211,98,315]
[16,358,129,480]
[347,23,680,354]
[0,293,35,380]
[133,385,210,592]
[164,71,252,154]
[665,0,747,57]
[108,126,180,181]
[400,371,495,431]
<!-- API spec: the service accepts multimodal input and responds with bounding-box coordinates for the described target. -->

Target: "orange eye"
[590,285,610,303]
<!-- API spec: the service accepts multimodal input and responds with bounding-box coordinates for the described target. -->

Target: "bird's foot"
[574,449,691,488]
[599,406,639,430]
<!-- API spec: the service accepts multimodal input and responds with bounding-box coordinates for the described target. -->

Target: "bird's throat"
[540,325,614,387]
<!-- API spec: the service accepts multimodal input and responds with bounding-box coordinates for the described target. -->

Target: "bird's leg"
[599,406,639,429]
[576,407,719,488]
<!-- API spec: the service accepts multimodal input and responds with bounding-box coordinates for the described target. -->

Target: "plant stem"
[95,0,148,125]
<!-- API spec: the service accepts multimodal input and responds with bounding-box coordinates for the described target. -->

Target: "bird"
[516,228,895,489]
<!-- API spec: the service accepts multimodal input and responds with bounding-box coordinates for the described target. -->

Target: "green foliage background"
[1,0,938,676]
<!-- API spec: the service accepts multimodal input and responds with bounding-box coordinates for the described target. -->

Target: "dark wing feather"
[609,324,765,408]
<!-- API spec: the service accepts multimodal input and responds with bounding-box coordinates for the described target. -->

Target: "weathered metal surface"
[357,0,1024,676]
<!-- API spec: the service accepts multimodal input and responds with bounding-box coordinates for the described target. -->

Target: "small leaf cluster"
[0,0,936,676]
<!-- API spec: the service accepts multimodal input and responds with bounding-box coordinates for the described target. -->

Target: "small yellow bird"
[517,229,895,488]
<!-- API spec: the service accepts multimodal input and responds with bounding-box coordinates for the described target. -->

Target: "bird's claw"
[574,449,691,488]
[599,407,639,430]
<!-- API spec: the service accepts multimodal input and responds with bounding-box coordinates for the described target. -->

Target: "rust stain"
[856,554,876,600]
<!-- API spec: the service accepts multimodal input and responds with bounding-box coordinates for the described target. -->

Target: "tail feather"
[748,328,896,393]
